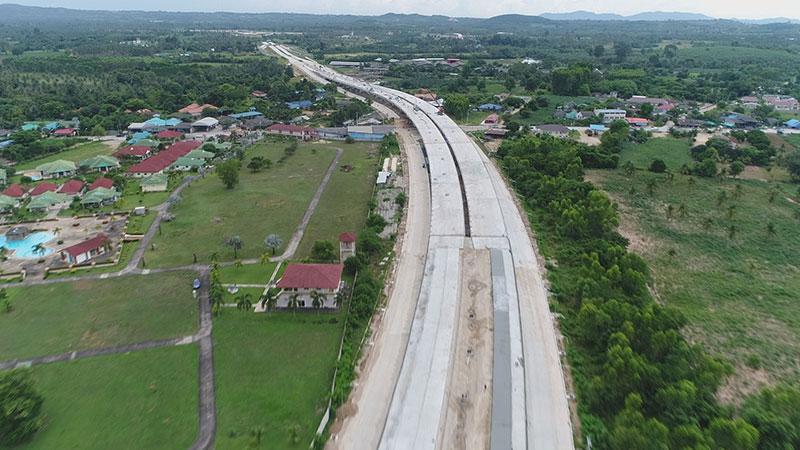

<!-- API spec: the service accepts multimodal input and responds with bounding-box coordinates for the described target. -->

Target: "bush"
[649,159,667,173]
[310,240,337,261]
[0,369,44,445]
[693,158,718,178]
[365,213,388,231]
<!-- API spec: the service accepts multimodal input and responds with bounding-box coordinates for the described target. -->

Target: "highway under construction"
[266,43,574,450]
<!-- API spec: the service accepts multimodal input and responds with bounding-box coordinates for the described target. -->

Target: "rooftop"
[277,263,344,290]
[62,234,108,258]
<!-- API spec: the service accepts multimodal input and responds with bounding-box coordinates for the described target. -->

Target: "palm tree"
[310,290,325,316]
[645,180,657,195]
[766,222,776,238]
[236,292,253,316]
[210,285,226,317]
[259,289,279,315]
[768,189,779,203]
[716,191,727,206]
[287,293,300,319]
[208,251,220,263]
[726,205,736,220]
[732,184,744,200]
[665,205,674,220]
[259,252,271,266]
[728,224,737,240]
[225,235,243,259]
[264,234,283,256]
[31,243,46,257]
[53,227,62,236]
[717,167,728,183]
[234,258,243,268]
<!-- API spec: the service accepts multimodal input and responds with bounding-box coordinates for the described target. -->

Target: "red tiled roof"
[90,177,114,190]
[58,179,85,195]
[658,104,675,110]
[53,128,75,136]
[625,117,649,124]
[179,103,218,115]
[126,140,201,174]
[63,234,108,258]
[157,130,183,139]
[338,232,357,243]
[484,114,499,122]
[277,263,344,290]
[114,146,151,158]
[30,182,58,196]
[267,124,314,133]
[2,184,28,198]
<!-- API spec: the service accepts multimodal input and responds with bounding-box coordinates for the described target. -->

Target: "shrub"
[649,159,667,173]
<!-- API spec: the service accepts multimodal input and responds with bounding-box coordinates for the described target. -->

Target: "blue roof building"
[229,108,264,120]
[784,119,800,129]
[0,140,14,149]
[144,115,181,127]
[589,124,607,132]
[478,103,503,111]
[44,122,60,131]
[286,100,313,109]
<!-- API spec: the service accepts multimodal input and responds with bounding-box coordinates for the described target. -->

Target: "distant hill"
[540,10,716,21]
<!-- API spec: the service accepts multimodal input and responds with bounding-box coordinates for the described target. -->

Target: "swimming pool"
[0,232,55,258]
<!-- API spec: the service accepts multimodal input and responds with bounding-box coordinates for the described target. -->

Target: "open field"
[15,141,117,171]
[213,312,343,449]
[782,133,800,150]
[0,272,197,360]
[145,141,337,267]
[589,168,800,400]
[512,94,594,125]
[18,345,198,450]
[294,142,377,258]
[219,262,277,285]
[619,137,693,170]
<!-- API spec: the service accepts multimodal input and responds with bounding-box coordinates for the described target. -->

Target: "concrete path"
[190,269,216,450]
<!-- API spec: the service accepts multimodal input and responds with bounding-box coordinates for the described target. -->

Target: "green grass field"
[513,94,594,125]
[590,168,800,396]
[619,137,693,170]
[782,133,800,150]
[294,142,377,258]
[145,142,337,267]
[219,263,277,285]
[0,272,197,360]
[19,345,198,450]
[213,312,343,449]
[15,141,117,171]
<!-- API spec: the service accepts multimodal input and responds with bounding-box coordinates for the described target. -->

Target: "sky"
[6,0,799,20]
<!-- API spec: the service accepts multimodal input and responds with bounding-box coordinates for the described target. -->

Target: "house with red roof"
[178,103,218,117]
[58,179,85,196]
[30,181,58,197]
[156,130,183,140]
[625,117,649,126]
[338,232,357,262]
[266,124,317,141]
[2,184,28,198]
[114,146,152,160]
[53,128,77,137]
[126,140,202,177]
[276,263,344,309]
[483,114,500,126]
[89,177,114,191]
[60,233,110,264]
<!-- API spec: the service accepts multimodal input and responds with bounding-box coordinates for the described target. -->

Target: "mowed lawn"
[145,141,336,267]
[213,312,343,449]
[0,272,197,361]
[18,345,198,450]
[15,141,117,171]
[219,262,277,285]
[590,168,800,396]
[619,137,693,171]
[295,142,378,258]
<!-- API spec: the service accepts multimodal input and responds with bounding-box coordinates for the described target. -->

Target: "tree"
[728,225,737,240]
[216,159,240,189]
[614,42,632,61]
[665,205,675,219]
[650,159,667,173]
[247,156,267,172]
[311,240,337,261]
[768,189,779,203]
[210,284,226,316]
[31,243,46,257]
[311,290,325,315]
[236,292,253,316]
[677,203,688,218]
[259,252,270,265]
[702,218,714,231]
[693,159,718,178]
[287,293,300,318]
[592,44,606,58]
[90,125,106,136]
[259,288,279,315]
[264,234,283,255]
[732,184,744,199]
[707,418,759,450]
[726,205,736,220]
[443,94,469,119]
[208,251,220,263]
[0,369,44,445]
[786,151,800,180]
[766,222,776,237]
[645,180,657,195]
[622,161,636,176]
[234,258,243,268]
[729,161,745,178]
[225,236,243,259]
[717,191,728,206]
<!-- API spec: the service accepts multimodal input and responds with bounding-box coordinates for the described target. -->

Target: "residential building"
[185,149,215,160]
[89,177,114,191]
[27,192,70,213]
[191,117,219,132]
[36,160,77,179]
[347,125,395,141]
[627,96,668,106]
[266,124,317,140]
[179,103,218,117]
[785,119,800,129]
[81,187,120,207]
[286,100,313,110]
[315,127,348,140]
[594,109,627,123]
[2,184,28,198]
[60,234,110,264]
[228,108,264,120]
[170,156,205,171]
[478,103,503,111]
[676,119,708,129]
[483,114,500,125]
[242,117,274,130]
[0,194,18,211]
[625,117,649,126]
[29,182,58,197]
[126,140,202,177]
[114,146,152,160]
[53,128,77,137]
[173,123,194,134]
[764,95,800,112]
[376,171,391,186]
[589,124,607,135]
[276,263,345,309]
[533,124,570,138]
[156,130,184,140]
[140,172,168,192]
[58,179,85,196]
[484,129,508,139]
[80,155,120,173]
[339,233,357,262]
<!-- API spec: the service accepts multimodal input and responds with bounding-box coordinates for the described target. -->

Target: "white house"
[275,263,344,309]
[60,234,109,264]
